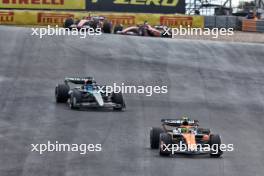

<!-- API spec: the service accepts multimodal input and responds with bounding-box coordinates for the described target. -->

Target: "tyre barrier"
[242,19,264,32]
[242,20,257,32]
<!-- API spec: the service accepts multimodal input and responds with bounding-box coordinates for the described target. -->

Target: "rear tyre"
[112,92,125,111]
[159,133,172,156]
[209,134,223,158]
[150,127,163,149]
[69,90,82,110]
[55,84,70,103]
[102,21,112,33]
[64,17,74,29]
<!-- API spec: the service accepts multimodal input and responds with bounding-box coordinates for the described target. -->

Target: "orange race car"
[150,117,224,157]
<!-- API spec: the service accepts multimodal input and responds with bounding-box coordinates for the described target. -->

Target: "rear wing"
[64,77,94,84]
[161,119,199,127]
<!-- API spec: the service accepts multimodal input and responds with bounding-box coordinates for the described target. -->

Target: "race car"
[114,21,171,37]
[55,77,125,111]
[150,117,223,157]
[64,16,112,33]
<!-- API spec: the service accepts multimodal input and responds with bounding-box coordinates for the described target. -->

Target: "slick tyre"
[150,127,163,149]
[112,92,125,111]
[102,21,112,33]
[209,134,223,158]
[69,90,82,110]
[64,17,74,29]
[55,84,70,103]
[159,133,172,156]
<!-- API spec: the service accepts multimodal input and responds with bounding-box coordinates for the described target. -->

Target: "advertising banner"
[0,0,85,10]
[0,10,74,25]
[86,0,186,14]
[0,10,204,28]
[93,12,204,28]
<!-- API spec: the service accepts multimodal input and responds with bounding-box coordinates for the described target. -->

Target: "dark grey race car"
[55,77,125,111]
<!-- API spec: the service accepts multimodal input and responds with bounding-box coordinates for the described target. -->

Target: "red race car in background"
[64,16,112,33]
[114,21,171,38]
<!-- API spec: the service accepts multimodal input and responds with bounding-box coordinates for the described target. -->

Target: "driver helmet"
[84,79,93,85]
[181,116,189,126]
[84,78,94,91]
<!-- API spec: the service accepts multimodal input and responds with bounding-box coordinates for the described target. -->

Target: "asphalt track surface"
[0,26,264,176]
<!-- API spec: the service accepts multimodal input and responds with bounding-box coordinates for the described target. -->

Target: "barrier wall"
[242,20,257,32]
[204,16,241,30]
[256,20,264,32]
[242,19,264,32]
[0,10,204,28]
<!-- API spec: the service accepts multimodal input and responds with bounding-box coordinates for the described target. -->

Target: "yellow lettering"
[113,0,129,4]
[131,0,146,5]
[161,0,178,6]
[146,0,160,5]
[113,0,178,6]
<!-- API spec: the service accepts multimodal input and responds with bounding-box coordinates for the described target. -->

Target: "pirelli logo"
[106,16,135,25]
[160,16,193,27]
[0,0,85,10]
[37,13,73,24]
[0,11,14,23]
[1,0,64,5]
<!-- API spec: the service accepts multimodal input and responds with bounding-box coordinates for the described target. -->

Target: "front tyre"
[69,90,82,110]
[209,134,223,158]
[150,127,163,149]
[112,92,125,111]
[55,84,70,103]
[64,17,74,29]
[159,133,172,156]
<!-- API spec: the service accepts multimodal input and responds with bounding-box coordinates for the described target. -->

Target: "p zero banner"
[0,0,85,10]
[0,10,203,28]
[86,0,186,14]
